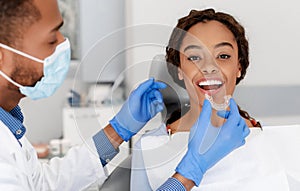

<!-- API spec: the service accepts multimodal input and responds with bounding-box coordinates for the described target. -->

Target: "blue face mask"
[0,39,71,100]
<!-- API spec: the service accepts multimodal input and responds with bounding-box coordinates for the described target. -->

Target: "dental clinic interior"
[19,0,300,191]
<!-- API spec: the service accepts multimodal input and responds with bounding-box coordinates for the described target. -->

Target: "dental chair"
[99,54,189,191]
[99,155,132,191]
[99,52,300,190]
[150,54,190,122]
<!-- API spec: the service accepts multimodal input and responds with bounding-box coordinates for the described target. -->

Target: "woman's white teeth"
[199,80,222,86]
[198,80,223,90]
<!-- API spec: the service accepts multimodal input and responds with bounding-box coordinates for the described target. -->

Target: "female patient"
[131,9,290,191]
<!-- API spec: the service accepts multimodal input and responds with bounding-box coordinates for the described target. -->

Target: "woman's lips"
[196,78,224,96]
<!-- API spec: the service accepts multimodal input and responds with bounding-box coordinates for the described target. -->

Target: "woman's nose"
[200,61,219,74]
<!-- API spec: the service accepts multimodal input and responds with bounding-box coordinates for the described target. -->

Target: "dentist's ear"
[237,63,242,78]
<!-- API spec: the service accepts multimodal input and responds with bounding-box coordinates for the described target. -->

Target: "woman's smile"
[196,77,224,96]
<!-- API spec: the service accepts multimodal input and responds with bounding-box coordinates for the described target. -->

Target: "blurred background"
[20,0,300,172]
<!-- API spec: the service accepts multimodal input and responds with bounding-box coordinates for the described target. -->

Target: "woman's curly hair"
[166,8,249,88]
[165,9,261,128]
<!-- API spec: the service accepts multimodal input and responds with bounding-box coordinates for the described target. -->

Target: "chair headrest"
[149,54,189,106]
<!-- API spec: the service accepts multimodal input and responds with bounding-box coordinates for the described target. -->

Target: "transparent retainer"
[205,94,231,111]
[193,53,231,154]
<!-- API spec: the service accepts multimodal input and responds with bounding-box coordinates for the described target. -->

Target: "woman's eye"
[187,56,201,61]
[218,54,231,59]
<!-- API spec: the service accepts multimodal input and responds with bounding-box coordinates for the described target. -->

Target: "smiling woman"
[130,8,278,191]
[165,9,261,129]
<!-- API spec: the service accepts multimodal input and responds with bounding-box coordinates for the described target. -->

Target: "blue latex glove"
[175,98,250,186]
[109,78,167,141]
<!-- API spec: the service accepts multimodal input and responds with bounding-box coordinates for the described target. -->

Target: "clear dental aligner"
[205,94,231,111]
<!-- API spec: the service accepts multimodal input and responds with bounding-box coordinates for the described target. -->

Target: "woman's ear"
[178,68,184,80]
[0,49,3,69]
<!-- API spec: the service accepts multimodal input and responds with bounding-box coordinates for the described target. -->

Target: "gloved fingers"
[146,89,163,104]
[148,100,164,118]
[149,101,156,118]
[189,99,212,143]
[238,139,246,147]
[225,98,240,124]
[153,102,164,115]
[231,138,245,151]
[134,79,165,102]
[228,98,239,117]
[233,118,250,147]
[236,137,247,149]
[234,117,244,135]
[198,99,212,122]
[236,117,250,138]
[151,81,167,90]
[133,78,155,95]
[194,99,212,134]
[145,90,165,118]
[217,110,230,119]
[242,123,250,138]
[152,90,163,103]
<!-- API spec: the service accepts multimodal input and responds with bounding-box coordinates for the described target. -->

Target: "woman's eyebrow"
[214,42,234,49]
[183,42,233,52]
[183,45,202,52]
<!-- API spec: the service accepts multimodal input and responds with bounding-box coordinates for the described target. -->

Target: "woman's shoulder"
[144,123,168,136]
[132,123,168,149]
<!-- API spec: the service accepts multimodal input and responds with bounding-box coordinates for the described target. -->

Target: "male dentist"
[0,0,249,190]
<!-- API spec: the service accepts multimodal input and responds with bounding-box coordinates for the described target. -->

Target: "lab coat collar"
[0,105,26,141]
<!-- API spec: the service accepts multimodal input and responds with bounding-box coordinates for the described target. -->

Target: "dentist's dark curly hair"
[166,8,249,88]
[0,0,41,47]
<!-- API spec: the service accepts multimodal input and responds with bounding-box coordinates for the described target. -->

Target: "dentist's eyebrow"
[51,21,64,32]
[183,45,202,52]
[214,42,234,49]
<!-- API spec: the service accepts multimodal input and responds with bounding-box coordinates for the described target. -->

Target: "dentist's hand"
[175,98,250,186]
[109,78,167,141]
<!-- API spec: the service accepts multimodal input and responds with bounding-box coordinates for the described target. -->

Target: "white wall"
[22,0,300,143]
[79,0,126,83]
[125,0,300,87]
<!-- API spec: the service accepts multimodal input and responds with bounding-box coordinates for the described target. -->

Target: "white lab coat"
[131,124,300,191]
[0,121,107,191]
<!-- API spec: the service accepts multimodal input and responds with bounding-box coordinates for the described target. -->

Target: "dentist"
[0,0,249,190]
[0,0,165,190]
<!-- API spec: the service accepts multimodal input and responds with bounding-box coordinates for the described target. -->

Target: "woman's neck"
[168,105,200,133]
[168,103,254,134]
